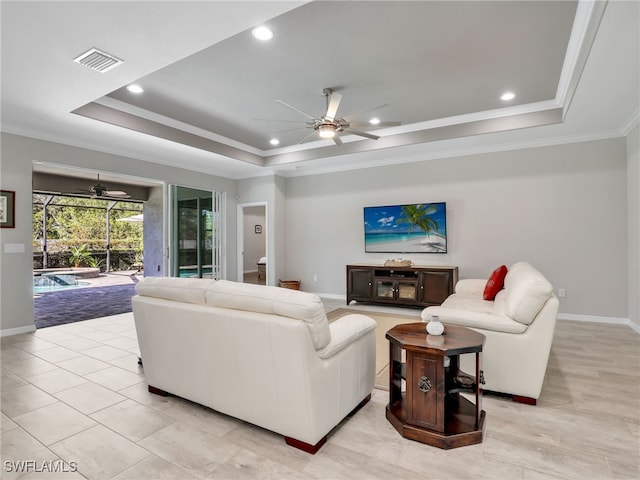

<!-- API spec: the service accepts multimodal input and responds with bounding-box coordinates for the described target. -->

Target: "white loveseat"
[422,262,558,404]
[132,277,376,453]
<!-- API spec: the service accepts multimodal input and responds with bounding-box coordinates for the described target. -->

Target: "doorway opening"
[31,165,160,328]
[238,203,267,285]
[169,185,224,279]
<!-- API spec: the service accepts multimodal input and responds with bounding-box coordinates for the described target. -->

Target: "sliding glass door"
[169,185,224,279]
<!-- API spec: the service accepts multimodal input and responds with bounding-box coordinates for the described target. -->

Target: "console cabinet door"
[374,279,396,301]
[396,279,419,303]
[407,351,445,432]
[374,278,419,304]
[348,268,374,302]
[420,270,454,305]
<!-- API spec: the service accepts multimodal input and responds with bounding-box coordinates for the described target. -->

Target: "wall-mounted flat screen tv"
[364,202,447,253]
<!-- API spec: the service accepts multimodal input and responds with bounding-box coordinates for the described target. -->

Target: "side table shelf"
[385,323,486,449]
[447,370,478,395]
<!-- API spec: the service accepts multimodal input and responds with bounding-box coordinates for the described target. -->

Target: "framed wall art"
[364,202,447,253]
[0,190,15,228]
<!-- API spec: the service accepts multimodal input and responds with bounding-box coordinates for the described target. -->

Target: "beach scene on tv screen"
[364,203,447,253]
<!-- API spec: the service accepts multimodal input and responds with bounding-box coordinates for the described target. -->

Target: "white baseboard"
[556,313,639,333]
[317,293,345,300]
[1,325,36,337]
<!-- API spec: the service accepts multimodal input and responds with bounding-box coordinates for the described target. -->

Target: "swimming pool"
[34,282,91,294]
[33,274,91,294]
[178,267,213,278]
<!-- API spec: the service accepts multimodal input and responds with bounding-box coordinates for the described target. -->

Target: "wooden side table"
[385,322,486,449]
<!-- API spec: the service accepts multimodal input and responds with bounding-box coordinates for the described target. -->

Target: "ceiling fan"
[76,174,130,199]
[273,88,401,145]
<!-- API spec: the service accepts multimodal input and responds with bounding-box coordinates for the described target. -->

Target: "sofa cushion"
[205,280,331,349]
[483,265,508,300]
[454,279,487,297]
[504,262,553,325]
[440,293,495,315]
[135,277,217,305]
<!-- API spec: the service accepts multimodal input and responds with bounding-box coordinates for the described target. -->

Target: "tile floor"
[1,299,639,479]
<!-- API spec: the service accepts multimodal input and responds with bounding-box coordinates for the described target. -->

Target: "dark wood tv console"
[346,264,458,308]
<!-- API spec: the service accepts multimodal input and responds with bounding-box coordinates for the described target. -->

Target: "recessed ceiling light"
[252,26,273,41]
[126,84,144,94]
[369,117,381,125]
[269,138,280,146]
[500,91,516,101]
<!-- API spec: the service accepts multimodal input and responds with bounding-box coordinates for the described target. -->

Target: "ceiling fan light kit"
[318,123,337,138]
[274,87,401,146]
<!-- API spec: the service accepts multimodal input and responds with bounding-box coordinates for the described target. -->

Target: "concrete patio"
[33,271,142,329]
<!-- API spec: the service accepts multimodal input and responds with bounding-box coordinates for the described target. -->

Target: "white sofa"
[422,262,558,404]
[132,277,376,453]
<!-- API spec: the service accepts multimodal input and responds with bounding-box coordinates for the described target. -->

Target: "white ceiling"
[2,1,639,181]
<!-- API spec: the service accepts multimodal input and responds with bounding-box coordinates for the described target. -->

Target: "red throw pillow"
[483,265,508,300]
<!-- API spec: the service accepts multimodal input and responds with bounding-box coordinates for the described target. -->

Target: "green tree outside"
[33,194,143,270]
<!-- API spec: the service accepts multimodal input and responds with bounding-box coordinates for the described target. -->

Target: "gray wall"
[143,185,164,276]
[237,175,287,286]
[284,138,629,320]
[0,132,239,335]
[628,124,639,328]
[0,131,636,334]
[0,136,35,335]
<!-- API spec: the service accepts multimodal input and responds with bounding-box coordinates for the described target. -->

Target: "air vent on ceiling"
[73,48,123,73]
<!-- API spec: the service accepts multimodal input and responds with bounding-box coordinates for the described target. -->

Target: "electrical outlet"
[558,288,566,298]
[313,275,318,282]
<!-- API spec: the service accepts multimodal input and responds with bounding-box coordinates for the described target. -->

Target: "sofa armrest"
[422,306,527,334]
[455,279,487,297]
[317,314,376,359]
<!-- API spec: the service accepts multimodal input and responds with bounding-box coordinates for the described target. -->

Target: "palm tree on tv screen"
[397,204,439,242]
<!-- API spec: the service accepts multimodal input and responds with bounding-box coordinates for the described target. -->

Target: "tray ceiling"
[2,1,638,179]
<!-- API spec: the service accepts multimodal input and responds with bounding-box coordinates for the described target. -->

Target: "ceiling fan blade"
[254,118,312,125]
[271,126,311,134]
[344,121,401,127]
[298,131,320,144]
[276,100,317,121]
[332,135,343,145]
[343,103,390,121]
[342,128,380,140]
[325,92,342,121]
[105,191,130,198]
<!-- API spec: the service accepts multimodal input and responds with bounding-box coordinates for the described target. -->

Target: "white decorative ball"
[426,316,444,336]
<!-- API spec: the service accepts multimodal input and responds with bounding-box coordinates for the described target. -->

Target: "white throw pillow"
[504,263,553,325]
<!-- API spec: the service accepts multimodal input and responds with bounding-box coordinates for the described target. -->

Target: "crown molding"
[557,0,609,120]
[621,106,640,136]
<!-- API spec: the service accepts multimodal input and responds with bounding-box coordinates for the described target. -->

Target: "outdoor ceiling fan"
[273,88,401,145]
[76,174,130,199]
